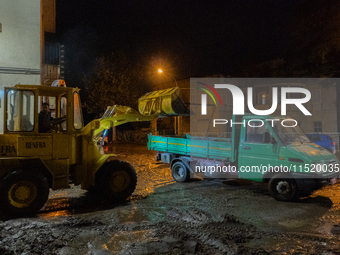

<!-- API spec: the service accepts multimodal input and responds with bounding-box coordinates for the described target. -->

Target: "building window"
[314,121,322,133]
[289,92,303,99]
[226,91,232,105]
[312,89,321,104]
[254,87,269,105]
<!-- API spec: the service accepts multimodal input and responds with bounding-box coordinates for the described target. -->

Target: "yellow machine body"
[0,85,189,191]
[0,84,190,216]
[0,85,109,190]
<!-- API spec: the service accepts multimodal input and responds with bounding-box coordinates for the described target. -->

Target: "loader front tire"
[97,161,137,202]
[0,171,49,217]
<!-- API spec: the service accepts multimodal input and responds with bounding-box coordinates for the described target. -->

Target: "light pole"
[158,68,178,87]
[157,68,180,135]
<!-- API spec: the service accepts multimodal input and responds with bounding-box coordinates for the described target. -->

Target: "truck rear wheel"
[0,171,49,216]
[268,174,298,202]
[97,160,137,202]
[171,161,190,182]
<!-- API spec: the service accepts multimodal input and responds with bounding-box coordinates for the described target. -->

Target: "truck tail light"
[332,142,336,145]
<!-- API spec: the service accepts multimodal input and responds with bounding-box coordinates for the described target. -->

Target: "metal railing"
[190,132,340,150]
[41,43,64,85]
[190,132,232,138]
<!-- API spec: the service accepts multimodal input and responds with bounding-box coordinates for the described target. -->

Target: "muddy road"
[1,144,340,254]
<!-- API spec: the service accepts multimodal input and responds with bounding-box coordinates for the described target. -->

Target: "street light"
[157,68,178,87]
[157,68,181,136]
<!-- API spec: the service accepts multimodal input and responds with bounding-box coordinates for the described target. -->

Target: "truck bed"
[148,134,233,161]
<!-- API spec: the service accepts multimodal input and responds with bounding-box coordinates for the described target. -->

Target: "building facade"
[0,0,58,132]
[190,78,340,147]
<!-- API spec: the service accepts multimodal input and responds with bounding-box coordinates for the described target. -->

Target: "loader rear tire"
[97,160,137,202]
[0,171,49,217]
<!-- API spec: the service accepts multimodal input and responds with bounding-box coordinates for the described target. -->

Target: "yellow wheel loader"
[0,84,188,217]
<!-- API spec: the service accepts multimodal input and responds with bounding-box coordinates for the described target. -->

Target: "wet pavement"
[1,144,340,254]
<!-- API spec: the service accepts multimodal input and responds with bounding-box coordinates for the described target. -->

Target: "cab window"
[60,96,67,131]
[74,92,83,130]
[246,120,270,143]
[7,90,34,132]
[38,95,68,133]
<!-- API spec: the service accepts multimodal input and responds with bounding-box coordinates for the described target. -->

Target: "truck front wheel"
[97,161,137,202]
[268,174,298,202]
[0,171,49,217]
[171,161,190,182]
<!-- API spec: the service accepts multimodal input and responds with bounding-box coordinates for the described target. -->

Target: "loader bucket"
[138,87,190,116]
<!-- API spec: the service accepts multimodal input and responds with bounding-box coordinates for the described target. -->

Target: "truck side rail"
[148,134,233,161]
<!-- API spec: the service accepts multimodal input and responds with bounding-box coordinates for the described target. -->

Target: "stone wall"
[116,130,150,145]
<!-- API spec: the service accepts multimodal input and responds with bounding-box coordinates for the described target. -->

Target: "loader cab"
[4,85,83,134]
[3,85,83,161]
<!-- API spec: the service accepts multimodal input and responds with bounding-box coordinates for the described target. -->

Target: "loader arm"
[94,105,160,137]
[81,87,190,142]
[79,105,159,143]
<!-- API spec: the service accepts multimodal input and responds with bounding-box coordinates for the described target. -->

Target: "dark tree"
[83,51,149,116]
[285,0,340,76]
[240,1,340,78]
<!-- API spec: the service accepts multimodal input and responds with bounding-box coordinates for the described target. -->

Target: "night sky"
[55,0,301,85]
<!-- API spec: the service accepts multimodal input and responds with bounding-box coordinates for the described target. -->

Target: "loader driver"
[39,102,66,133]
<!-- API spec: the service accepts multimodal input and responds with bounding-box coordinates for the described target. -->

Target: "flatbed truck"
[148,115,339,201]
